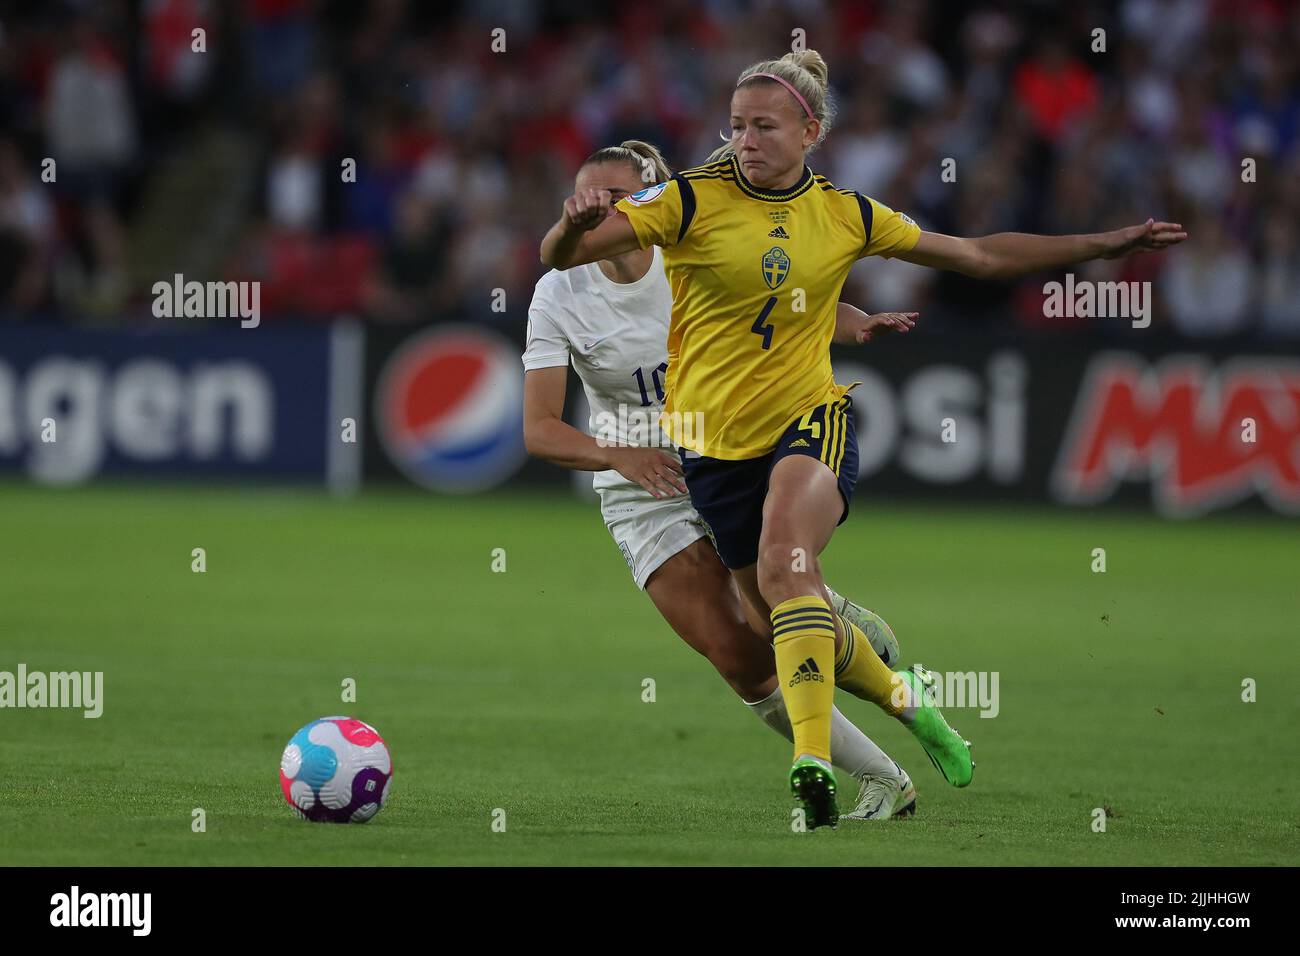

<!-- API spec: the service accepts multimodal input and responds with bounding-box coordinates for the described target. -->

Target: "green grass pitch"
[1,482,1296,866]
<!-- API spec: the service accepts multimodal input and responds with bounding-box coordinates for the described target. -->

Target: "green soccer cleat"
[790,757,839,830]
[897,665,975,788]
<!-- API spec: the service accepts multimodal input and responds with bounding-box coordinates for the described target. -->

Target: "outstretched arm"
[896,218,1187,280]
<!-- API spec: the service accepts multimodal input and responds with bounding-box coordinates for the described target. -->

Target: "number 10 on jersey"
[633,362,668,406]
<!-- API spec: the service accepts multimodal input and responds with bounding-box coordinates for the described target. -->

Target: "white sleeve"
[522,288,571,371]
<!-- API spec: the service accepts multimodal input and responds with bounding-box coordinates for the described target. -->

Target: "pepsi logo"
[376,326,526,493]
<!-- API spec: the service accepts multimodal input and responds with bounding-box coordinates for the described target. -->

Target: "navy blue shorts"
[678,394,859,570]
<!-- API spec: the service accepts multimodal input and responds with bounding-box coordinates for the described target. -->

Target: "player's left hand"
[848,311,918,343]
[1101,219,1187,259]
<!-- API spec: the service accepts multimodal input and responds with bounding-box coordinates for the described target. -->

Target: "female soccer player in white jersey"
[524,140,921,820]
[541,52,1186,828]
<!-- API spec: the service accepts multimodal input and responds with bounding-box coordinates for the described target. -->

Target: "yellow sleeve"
[862,196,921,259]
[614,179,685,249]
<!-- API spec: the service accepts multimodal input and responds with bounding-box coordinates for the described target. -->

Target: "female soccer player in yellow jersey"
[540,51,1187,829]
[525,140,921,820]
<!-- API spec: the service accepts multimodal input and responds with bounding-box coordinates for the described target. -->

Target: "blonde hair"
[581,139,673,186]
[706,50,835,164]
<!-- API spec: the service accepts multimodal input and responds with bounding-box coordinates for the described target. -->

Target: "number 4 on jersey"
[751,296,777,350]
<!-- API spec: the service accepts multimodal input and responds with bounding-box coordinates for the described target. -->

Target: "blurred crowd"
[1,0,1298,339]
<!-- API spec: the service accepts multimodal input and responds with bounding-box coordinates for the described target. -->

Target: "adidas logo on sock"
[789,657,825,686]
[768,226,790,239]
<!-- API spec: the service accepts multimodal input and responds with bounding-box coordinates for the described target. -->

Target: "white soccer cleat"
[841,766,917,821]
[832,593,901,669]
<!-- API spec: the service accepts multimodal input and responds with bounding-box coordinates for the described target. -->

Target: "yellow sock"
[771,596,836,762]
[834,612,911,717]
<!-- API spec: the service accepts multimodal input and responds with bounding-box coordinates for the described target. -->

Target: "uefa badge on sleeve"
[624,182,667,206]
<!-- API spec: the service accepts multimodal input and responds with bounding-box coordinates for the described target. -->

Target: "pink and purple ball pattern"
[279,717,393,823]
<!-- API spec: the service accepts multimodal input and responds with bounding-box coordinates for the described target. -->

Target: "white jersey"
[523,245,674,493]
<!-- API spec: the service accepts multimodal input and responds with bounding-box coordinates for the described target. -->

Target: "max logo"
[1052,355,1300,516]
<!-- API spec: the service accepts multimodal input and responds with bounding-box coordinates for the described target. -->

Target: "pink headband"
[743,72,814,121]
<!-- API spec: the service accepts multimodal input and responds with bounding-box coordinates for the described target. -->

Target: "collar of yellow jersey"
[729,155,815,203]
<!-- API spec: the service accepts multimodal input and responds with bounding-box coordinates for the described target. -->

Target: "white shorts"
[598,483,712,589]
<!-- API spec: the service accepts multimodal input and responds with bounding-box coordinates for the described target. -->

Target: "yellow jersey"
[616,154,920,459]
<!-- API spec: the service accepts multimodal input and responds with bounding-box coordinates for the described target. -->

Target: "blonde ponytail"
[581,140,673,185]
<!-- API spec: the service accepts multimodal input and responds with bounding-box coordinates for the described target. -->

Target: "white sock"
[745,686,900,779]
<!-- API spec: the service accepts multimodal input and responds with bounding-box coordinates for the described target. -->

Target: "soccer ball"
[279,716,393,823]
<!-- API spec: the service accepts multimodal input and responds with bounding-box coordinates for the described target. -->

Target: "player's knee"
[755,537,816,604]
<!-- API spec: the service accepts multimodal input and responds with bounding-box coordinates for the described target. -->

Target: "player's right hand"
[610,447,688,499]
[563,188,614,232]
